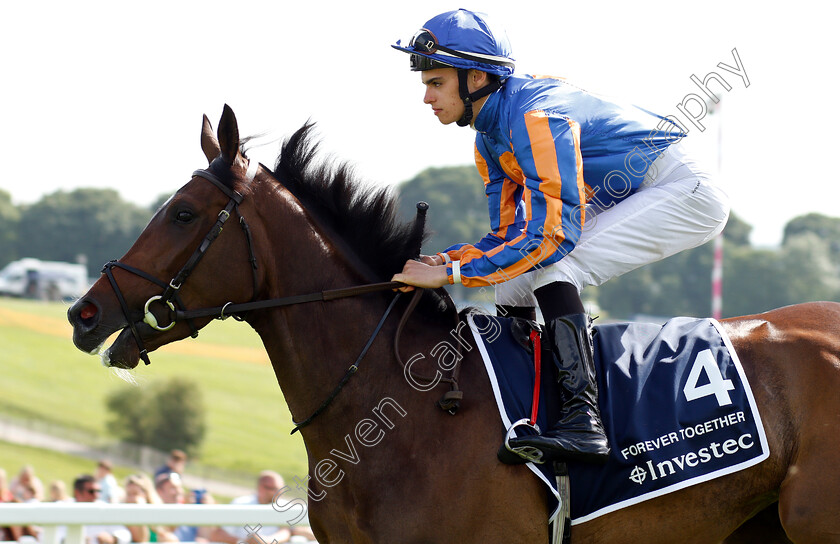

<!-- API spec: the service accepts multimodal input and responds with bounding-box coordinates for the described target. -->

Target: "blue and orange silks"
[442,75,686,287]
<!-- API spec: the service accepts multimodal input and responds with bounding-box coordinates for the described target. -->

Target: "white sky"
[1,1,836,247]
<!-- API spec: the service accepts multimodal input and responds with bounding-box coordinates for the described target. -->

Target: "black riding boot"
[507,313,610,463]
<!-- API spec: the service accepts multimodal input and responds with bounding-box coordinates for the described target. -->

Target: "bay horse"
[68,106,840,543]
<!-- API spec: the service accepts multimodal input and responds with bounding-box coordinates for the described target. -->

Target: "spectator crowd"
[0,451,316,544]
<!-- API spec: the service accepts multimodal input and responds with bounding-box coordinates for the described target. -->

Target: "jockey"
[391,9,730,464]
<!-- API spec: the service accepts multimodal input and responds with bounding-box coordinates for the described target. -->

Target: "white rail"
[0,503,310,544]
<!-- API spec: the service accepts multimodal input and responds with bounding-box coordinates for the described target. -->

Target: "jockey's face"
[421,67,464,125]
[421,68,489,126]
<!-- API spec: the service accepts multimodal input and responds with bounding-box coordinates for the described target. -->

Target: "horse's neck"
[245,186,400,431]
[255,297,457,479]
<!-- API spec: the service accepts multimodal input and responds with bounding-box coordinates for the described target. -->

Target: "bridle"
[102,160,259,365]
[99,159,463,430]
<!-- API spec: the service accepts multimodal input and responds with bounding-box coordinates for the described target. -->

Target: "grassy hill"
[0,296,309,488]
[0,439,137,495]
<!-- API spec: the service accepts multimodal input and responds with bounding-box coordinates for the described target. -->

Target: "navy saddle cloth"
[466,314,769,525]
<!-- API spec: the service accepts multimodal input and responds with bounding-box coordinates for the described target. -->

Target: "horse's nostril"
[79,302,98,321]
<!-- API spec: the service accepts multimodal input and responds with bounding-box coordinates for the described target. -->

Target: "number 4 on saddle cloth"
[466,313,770,527]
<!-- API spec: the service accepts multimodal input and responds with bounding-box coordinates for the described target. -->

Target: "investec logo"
[628,433,756,485]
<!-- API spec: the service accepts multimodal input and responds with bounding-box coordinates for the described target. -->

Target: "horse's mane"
[267,123,453,315]
[269,123,423,280]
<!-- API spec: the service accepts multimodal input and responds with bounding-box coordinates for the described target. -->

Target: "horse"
[67,105,840,543]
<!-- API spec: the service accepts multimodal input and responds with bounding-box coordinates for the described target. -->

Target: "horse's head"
[68,105,262,369]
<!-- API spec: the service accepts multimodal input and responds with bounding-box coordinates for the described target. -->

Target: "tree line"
[0,188,156,278]
[3,166,839,319]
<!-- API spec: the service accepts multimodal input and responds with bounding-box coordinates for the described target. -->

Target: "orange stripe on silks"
[484,150,527,249]
[459,237,553,287]
[474,238,556,287]
[456,231,529,287]
[523,186,533,222]
[474,145,491,186]
[485,232,528,259]
[497,180,520,239]
[566,118,586,228]
[505,195,558,269]
[523,111,565,254]
[520,183,559,268]
[525,111,585,251]
[498,152,525,184]
[524,110,564,198]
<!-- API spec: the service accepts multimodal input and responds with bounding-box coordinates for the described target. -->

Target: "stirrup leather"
[503,418,545,464]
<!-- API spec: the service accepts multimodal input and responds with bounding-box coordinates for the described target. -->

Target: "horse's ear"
[217,104,240,167]
[201,114,221,164]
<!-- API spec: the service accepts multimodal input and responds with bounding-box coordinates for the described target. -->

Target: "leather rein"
[101,162,464,431]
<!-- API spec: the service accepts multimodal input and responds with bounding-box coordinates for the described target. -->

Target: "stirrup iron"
[503,418,545,464]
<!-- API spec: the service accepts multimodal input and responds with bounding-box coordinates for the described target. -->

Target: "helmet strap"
[456,69,503,127]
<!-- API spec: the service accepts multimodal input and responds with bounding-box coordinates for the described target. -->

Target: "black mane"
[270,123,426,283]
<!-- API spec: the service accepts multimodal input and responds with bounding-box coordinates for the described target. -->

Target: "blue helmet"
[392,9,515,126]
[392,9,515,78]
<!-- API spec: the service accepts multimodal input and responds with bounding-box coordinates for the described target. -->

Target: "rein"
[291,292,404,434]
[292,287,465,433]
[172,281,405,321]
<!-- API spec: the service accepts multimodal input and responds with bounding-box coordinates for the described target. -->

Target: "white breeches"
[495,142,731,307]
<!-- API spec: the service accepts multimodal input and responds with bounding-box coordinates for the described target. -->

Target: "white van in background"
[0,258,90,301]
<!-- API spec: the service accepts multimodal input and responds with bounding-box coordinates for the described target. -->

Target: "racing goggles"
[409,30,445,54]
[407,29,514,69]
[410,53,452,71]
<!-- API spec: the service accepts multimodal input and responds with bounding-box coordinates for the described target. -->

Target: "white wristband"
[451,260,461,285]
[438,252,451,264]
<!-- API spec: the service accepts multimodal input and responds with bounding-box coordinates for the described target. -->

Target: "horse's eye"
[175,209,195,224]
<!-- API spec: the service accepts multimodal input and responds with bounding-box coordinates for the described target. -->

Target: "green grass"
[0,440,235,503]
[0,297,309,486]
[0,439,134,495]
